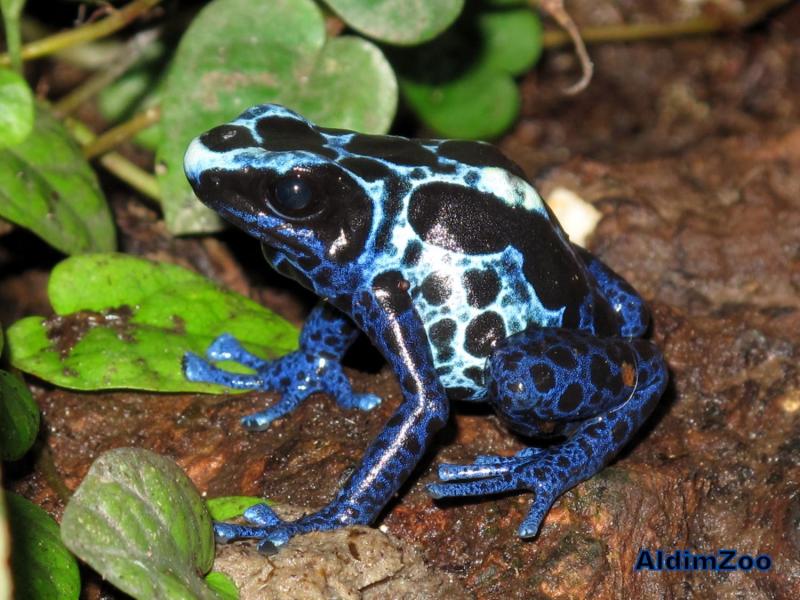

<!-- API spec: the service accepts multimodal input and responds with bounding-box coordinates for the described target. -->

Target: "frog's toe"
[214,504,296,550]
[337,392,382,412]
[243,503,281,527]
[205,333,240,360]
[183,352,216,382]
[437,462,512,481]
[427,476,512,499]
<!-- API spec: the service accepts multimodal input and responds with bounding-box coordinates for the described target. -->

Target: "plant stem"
[540,0,793,48]
[53,27,161,117]
[1,6,23,73]
[0,0,162,67]
[67,116,161,204]
[82,105,161,159]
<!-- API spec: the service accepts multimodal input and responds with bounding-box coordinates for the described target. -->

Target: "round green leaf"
[61,448,219,600]
[0,68,34,147]
[7,253,298,392]
[478,7,542,75]
[0,103,115,254]
[206,496,265,521]
[396,2,542,138]
[158,0,397,234]
[6,492,80,600]
[324,0,464,45]
[0,370,39,461]
[401,68,519,139]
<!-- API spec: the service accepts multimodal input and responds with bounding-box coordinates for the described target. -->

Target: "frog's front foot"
[183,333,381,431]
[214,503,299,552]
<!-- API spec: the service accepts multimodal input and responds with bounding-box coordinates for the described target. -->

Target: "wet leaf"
[0,370,39,461]
[0,68,34,147]
[205,572,239,600]
[7,492,80,599]
[158,0,396,234]
[61,448,220,600]
[397,1,542,138]
[206,496,265,521]
[0,104,115,254]
[324,0,463,45]
[7,253,298,392]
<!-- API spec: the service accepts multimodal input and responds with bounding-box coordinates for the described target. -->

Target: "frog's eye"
[268,171,316,218]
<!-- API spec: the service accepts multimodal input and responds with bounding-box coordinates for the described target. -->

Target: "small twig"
[53,27,161,118]
[540,0,793,48]
[538,0,593,94]
[66,116,161,203]
[82,105,161,159]
[0,0,162,67]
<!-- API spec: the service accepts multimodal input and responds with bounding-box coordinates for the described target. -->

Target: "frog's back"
[312,132,622,399]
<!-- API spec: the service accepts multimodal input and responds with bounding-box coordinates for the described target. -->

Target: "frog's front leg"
[428,328,667,538]
[215,272,449,550]
[183,303,380,430]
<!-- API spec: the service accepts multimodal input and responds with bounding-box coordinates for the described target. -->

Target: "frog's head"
[184,104,375,270]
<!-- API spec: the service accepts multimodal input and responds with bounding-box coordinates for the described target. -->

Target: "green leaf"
[6,492,80,600]
[396,2,542,138]
[401,67,519,139]
[0,69,34,147]
[7,253,298,392]
[0,103,116,254]
[0,370,39,461]
[206,496,265,521]
[205,572,239,600]
[324,0,464,45]
[61,448,220,600]
[0,484,11,600]
[158,0,397,234]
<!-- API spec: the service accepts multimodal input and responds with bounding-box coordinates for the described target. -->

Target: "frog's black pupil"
[274,176,312,212]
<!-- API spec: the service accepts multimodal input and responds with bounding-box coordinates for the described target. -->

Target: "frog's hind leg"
[428,327,667,538]
[573,245,650,338]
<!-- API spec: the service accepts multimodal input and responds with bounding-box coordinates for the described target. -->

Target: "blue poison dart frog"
[182,104,668,551]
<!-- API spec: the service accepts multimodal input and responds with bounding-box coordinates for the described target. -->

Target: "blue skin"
[183,104,668,550]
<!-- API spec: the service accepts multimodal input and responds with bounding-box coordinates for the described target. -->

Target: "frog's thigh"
[486,328,644,437]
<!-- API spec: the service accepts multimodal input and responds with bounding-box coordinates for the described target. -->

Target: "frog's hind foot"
[428,329,667,538]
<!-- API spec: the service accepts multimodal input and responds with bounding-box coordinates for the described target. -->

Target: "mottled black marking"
[464,311,506,358]
[339,156,394,182]
[420,273,451,306]
[612,421,628,445]
[256,117,336,159]
[530,363,555,393]
[344,134,440,168]
[547,347,577,369]
[297,255,321,270]
[429,318,456,353]
[373,271,412,315]
[590,355,613,389]
[402,240,422,266]
[200,125,257,152]
[557,383,583,413]
[463,268,501,308]
[463,366,484,386]
[437,140,527,180]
